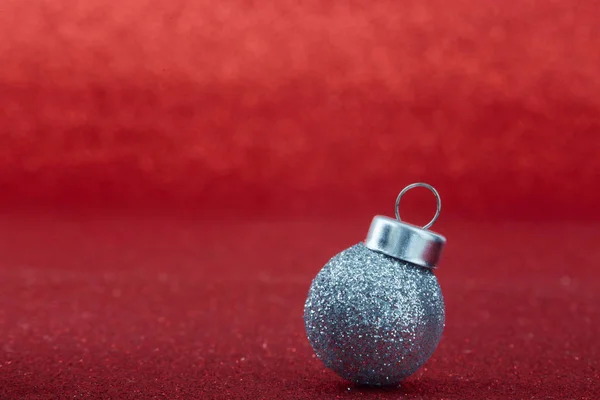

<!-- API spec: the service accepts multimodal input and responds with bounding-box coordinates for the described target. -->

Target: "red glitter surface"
[0,0,599,399]
[0,215,598,399]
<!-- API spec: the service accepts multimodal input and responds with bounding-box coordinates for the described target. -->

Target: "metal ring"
[395,182,441,230]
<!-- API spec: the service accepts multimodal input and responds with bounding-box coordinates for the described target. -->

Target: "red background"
[0,1,599,399]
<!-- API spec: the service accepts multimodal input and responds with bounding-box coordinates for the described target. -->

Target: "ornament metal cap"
[364,183,446,269]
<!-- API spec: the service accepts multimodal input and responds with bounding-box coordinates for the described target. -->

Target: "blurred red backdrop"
[1,0,599,218]
[0,1,599,399]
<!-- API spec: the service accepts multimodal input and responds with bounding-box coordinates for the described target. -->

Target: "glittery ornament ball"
[304,243,445,386]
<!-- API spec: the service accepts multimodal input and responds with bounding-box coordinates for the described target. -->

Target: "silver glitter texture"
[304,243,444,386]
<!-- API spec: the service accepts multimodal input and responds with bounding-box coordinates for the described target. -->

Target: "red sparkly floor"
[0,213,598,399]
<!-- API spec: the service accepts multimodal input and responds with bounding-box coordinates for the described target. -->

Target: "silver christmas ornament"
[304,183,447,386]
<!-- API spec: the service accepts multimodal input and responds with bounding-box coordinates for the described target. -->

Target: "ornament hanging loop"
[395,183,441,230]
